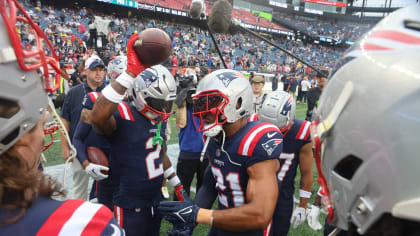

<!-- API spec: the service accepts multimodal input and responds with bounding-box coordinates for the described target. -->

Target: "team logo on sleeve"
[262,139,283,155]
[216,72,240,87]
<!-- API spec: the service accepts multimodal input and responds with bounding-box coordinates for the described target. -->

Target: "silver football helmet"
[130,65,176,123]
[192,69,252,133]
[258,90,296,133]
[311,5,420,234]
[107,56,127,82]
[0,0,61,155]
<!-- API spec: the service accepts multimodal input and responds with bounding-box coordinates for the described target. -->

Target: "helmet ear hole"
[236,97,243,110]
[333,155,363,180]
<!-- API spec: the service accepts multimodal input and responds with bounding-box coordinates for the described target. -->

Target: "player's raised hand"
[290,206,307,229]
[84,163,109,181]
[158,191,199,224]
[307,205,322,230]
[126,33,149,77]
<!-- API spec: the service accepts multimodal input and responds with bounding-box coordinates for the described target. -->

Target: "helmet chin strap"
[199,123,223,162]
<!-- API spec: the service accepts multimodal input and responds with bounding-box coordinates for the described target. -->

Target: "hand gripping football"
[133,28,173,66]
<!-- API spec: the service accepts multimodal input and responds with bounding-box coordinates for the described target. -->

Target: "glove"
[175,185,185,201]
[168,223,194,236]
[290,206,307,229]
[307,205,322,230]
[84,163,109,181]
[126,33,149,76]
[158,190,200,224]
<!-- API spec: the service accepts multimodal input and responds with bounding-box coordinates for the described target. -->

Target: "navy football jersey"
[0,196,124,235]
[108,101,167,209]
[277,119,311,206]
[204,121,283,235]
[77,92,111,163]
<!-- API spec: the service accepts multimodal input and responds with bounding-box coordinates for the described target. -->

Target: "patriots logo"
[216,72,240,87]
[262,139,283,156]
[280,96,293,116]
[142,70,159,88]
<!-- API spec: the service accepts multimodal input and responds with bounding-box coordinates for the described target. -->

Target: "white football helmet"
[129,65,176,123]
[311,5,420,234]
[258,90,296,133]
[192,69,252,133]
[107,56,127,82]
[0,0,61,155]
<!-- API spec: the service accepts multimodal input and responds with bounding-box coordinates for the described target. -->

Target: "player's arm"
[161,145,185,200]
[91,33,148,136]
[73,108,92,169]
[59,118,71,161]
[194,165,217,209]
[298,142,313,208]
[197,159,280,231]
[176,101,187,129]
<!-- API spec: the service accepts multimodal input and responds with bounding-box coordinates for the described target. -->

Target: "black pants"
[174,155,209,200]
[301,91,308,103]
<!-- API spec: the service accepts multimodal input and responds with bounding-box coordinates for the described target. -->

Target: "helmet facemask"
[0,0,62,93]
[192,90,229,135]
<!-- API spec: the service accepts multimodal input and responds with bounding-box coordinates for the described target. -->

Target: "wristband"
[164,166,175,179]
[317,187,324,197]
[115,72,134,89]
[168,175,181,187]
[102,84,125,104]
[299,189,312,199]
[210,210,214,226]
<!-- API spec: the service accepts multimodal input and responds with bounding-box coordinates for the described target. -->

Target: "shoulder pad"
[238,122,281,157]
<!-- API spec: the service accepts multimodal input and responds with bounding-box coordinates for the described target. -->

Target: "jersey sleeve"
[82,92,101,110]
[237,122,283,169]
[294,120,312,143]
[35,200,123,236]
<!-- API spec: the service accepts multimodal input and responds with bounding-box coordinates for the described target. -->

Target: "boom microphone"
[208,0,232,33]
[207,0,327,77]
[189,0,206,19]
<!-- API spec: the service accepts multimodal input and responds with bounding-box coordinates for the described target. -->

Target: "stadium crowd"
[278,13,372,41]
[19,0,348,75]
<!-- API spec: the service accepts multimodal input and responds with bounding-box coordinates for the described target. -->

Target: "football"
[133,28,173,66]
[87,146,109,174]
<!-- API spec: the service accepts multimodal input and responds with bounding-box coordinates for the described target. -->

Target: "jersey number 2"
[211,166,245,208]
[145,137,163,180]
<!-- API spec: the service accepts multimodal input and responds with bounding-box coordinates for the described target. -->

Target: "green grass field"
[42,103,326,235]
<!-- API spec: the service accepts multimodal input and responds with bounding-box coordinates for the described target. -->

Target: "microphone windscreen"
[208,0,232,33]
[189,0,203,19]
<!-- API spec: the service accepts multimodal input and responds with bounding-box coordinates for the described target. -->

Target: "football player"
[90,34,183,236]
[258,91,314,235]
[159,69,283,235]
[0,0,123,234]
[72,56,128,210]
[311,5,420,236]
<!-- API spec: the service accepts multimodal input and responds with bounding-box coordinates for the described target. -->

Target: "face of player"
[86,66,105,87]
[252,82,264,95]
[12,113,48,169]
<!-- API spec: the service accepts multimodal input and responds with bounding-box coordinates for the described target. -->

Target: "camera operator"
[173,75,208,200]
